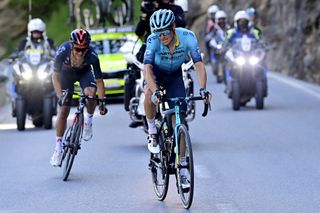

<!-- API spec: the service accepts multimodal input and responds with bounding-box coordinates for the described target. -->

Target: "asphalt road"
[0,69,320,213]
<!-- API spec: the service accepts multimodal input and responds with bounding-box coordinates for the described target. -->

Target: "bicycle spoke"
[176,125,194,209]
[150,120,169,201]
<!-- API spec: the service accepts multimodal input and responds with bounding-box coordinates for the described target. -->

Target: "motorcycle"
[124,53,196,133]
[225,35,267,110]
[209,29,227,83]
[11,48,57,130]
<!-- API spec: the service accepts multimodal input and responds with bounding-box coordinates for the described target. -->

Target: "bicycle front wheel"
[62,116,83,181]
[176,124,194,209]
[150,120,169,200]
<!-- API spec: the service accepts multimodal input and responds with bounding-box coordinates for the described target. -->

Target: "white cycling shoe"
[83,123,93,141]
[50,150,63,167]
[147,134,160,154]
[180,168,191,189]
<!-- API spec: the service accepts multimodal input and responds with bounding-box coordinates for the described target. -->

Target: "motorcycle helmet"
[215,10,227,28]
[207,5,219,19]
[234,10,249,32]
[28,18,46,40]
[150,9,175,33]
[70,29,91,47]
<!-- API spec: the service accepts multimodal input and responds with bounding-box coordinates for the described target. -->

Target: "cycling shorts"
[60,68,97,106]
[145,67,186,111]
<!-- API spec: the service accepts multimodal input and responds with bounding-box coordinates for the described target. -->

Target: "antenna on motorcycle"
[28,0,32,20]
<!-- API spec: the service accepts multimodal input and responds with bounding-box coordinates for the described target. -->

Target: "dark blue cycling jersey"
[144,28,202,73]
[54,41,102,79]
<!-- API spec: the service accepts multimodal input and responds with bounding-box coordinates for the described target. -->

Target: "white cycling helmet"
[215,10,227,22]
[28,18,46,36]
[150,9,175,33]
[207,5,219,15]
[234,10,249,23]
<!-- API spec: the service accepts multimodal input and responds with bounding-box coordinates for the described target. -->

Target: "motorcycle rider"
[246,7,262,38]
[204,4,219,63]
[50,29,107,167]
[125,0,186,128]
[12,18,55,59]
[10,18,56,116]
[224,10,267,96]
[205,10,229,82]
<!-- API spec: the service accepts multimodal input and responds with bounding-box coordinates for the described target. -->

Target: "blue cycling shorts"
[145,67,186,111]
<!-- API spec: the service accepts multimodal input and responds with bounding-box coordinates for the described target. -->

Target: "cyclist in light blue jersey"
[143,9,210,187]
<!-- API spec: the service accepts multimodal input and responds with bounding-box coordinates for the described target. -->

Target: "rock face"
[187,0,320,83]
[0,0,27,57]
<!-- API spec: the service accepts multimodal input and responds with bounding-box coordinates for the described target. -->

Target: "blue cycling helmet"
[150,9,175,33]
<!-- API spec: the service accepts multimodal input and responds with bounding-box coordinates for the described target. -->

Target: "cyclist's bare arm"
[52,71,63,97]
[193,61,207,89]
[95,78,105,100]
[144,64,158,93]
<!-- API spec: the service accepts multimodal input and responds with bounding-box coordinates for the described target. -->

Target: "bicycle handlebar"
[160,96,210,117]
[61,89,106,105]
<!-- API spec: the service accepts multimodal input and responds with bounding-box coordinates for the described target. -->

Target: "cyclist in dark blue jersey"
[144,9,211,188]
[50,29,107,167]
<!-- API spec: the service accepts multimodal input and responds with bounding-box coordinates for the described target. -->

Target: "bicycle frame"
[160,96,206,163]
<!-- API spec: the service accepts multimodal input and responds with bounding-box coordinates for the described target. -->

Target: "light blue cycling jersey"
[144,28,202,73]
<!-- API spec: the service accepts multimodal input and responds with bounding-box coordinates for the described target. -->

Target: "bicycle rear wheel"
[150,121,169,200]
[176,124,194,209]
[62,115,83,181]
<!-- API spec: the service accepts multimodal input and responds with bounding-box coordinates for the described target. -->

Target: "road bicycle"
[60,90,106,181]
[149,94,210,209]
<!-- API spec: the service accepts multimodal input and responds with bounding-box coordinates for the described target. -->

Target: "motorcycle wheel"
[43,97,53,129]
[232,81,240,111]
[123,73,131,112]
[217,62,224,84]
[255,81,264,110]
[16,98,26,131]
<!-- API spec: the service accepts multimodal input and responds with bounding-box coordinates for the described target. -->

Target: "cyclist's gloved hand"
[99,99,108,115]
[151,90,160,105]
[57,90,68,106]
[199,88,212,104]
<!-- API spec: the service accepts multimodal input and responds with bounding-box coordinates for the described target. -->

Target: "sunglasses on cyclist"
[154,29,172,37]
[73,46,88,53]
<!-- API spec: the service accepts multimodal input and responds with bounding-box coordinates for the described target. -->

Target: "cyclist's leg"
[56,74,76,143]
[51,73,75,166]
[144,67,161,135]
[79,70,97,141]
[79,70,97,116]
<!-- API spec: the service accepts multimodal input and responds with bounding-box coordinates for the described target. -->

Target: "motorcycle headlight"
[235,57,245,66]
[37,64,49,80]
[21,70,32,80]
[37,70,49,80]
[249,56,260,65]
[216,44,222,49]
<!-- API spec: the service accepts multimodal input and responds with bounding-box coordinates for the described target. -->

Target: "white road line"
[269,72,320,100]
[194,164,211,178]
